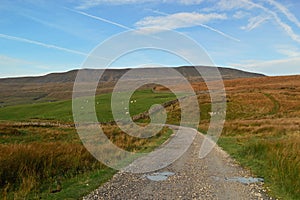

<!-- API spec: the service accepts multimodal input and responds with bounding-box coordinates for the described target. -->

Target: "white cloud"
[136,12,227,30]
[242,0,300,43]
[264,0,300,28]
[202,0,300,43]
[233,11,249,19]
[146,9,240,41]
[76,0,203,9]
[241,15,270,31]
[211,0,254,11]
[230,57,300,75]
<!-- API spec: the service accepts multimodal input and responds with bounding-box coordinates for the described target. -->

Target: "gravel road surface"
[84,127,272,200]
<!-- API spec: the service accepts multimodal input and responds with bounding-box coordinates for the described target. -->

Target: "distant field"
[0,90,177,122]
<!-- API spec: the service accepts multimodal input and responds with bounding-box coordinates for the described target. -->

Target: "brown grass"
[0,123,170,198]
[159,74,300,199]
[0,142,102,198]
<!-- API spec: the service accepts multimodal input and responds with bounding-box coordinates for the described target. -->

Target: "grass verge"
[0,123,173,199]
[218,133,300,199]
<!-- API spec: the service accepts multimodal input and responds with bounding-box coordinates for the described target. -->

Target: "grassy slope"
[0,90,176,199]
[0,90,176,122]
[1,76,300,199]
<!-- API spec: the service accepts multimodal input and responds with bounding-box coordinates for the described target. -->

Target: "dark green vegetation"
[0,90,175,199]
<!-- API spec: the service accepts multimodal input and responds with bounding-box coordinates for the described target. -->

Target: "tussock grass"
[164,75,300,199]
[212,76,300,199]
[234,135,300,199]
[0,142,102,199]
[0,123,172,199]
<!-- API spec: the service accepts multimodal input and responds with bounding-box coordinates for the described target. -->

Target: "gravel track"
[84,128,272,200]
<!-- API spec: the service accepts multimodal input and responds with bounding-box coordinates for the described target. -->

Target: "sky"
[0,0,300,78]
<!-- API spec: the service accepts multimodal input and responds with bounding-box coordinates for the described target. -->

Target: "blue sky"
[0,0,300,78]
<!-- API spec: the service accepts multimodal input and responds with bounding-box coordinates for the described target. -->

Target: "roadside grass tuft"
[0,123,173,199]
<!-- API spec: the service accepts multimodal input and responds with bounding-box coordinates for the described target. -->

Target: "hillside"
[0,66,264,106]
[0,74,299,199]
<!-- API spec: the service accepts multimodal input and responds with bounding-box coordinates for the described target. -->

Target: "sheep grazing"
[208,111,226,116]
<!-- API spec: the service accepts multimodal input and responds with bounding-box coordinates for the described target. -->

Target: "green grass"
[0,89,178,199]
[0,90,176,122]
[0,126,79,144]
[30,168,117,200]
[218,135,300,200]
[198,87,300,200]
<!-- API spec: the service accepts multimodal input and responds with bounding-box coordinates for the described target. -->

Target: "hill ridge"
[0,66,264,84]
[0,66,265,106]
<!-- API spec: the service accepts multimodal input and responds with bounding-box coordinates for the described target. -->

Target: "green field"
[0,90,177,122]
[0,89,177,199]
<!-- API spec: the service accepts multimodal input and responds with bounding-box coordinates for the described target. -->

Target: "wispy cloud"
[76,0,204,9]
[233,11,249,19]
[200,23,241,42]
[264,0,300,28]
[209,0,300,43]
[243,0,300,43]
[137,11,242,42]
[0,33,88,56]
[136,12,227,29]
[230,56,300,75]
[65,7,132,30]
[209,0,254,11]
[140,9,240,42]
[0,54,33,67]
[275,45,300,57]
[241,15,270,31]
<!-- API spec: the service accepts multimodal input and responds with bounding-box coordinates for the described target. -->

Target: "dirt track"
[84,128,271,200]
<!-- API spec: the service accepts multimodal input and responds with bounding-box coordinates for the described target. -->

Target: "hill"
[0,66,264,106]
[0,74,299,199]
